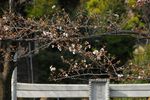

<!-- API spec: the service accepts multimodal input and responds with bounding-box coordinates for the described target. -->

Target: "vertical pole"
[11,67,17,100]
[29,42,34,83]
[9,0,13,13]
[29,42,35,100]
[57,98,60,100]
[89,79,109,100]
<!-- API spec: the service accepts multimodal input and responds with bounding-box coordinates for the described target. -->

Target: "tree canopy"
[0,0,150,99]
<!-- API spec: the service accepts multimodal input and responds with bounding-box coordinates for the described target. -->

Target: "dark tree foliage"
[0,1,8,15]
[58,0,80,14]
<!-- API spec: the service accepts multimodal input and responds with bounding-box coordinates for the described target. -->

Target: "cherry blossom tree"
[0,4,150,99]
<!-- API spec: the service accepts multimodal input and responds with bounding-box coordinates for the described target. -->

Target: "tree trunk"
[0,73,3,100]
[0,75,13,100]
[3,70,14,100]
[1,51,16,100]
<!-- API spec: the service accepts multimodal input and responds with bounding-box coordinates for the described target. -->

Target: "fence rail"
[17,83,89,98]
[16,82,150,98]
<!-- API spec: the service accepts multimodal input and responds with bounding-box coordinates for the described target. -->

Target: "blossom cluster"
[137,0,150,6]
[49,45,121,81]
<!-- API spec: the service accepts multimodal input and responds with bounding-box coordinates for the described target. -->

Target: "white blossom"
[3,25,9,31]
[88,45,91,48]
[61,56,64,59]
[69,47,72,52]
[63,32,66,36]
[79,45,82,49]
[141,70,145,74]
[75,27,77,30]
[66,33,68,37]
[59,26,62,30]
[93,50,98,55]
[57,45,62,51]
[72,50,76,54]
[71,44,75,48]
[50,65,56,71]
[43,31,51,36]
[85,65,88,68]
[51,45,55,48]
[83,59,86,63]
[117,74,124,78]
[57,26,62,30]
[137,0,140,2]
[100,48,105,52]
[85,41,89,45]
[114,14,119,18]
[52,5,56,9]
[129,62,133,66]
[58,48,62,51]
[96,56,101,60]
[65,74,68,77]
[138,76,142,79]
[63,32,68,37]
[2,16,7,20]
[94,26,97,29]
[53,33,56,37]
[74,64,77,68]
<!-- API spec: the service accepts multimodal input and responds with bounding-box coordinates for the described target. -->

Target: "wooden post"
[89,79,109,100]
[11,67,17,100]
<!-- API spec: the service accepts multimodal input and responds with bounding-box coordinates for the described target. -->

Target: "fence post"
[89,79,109,100]
[11,67,17,100]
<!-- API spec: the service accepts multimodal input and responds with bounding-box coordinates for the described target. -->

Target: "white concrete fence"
[11,68,150,100]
